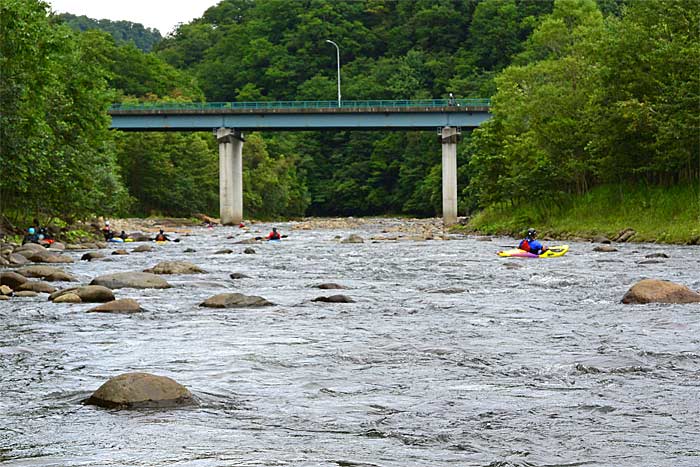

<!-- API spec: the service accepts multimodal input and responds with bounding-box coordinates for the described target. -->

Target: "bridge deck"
[109,99,492,131]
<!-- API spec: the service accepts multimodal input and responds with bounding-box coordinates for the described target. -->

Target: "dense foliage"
[0,0,128,224]
[57,13,162,52]
[466,0,699,209]
[2,0,697,229]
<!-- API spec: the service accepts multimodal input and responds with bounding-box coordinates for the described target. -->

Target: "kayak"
[108,238,124,243]
[497,245,569,258]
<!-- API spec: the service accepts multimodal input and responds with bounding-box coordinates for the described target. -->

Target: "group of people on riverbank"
[22,220,55,247]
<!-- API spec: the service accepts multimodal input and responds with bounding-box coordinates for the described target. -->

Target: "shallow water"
[1,220,699,466]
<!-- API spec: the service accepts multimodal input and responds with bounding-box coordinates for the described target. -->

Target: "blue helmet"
[28,227,35,234]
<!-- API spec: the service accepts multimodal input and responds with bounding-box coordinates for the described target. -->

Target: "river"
[1,219,699,466]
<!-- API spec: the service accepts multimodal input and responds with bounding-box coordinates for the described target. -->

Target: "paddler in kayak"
[266,227,281,240]
[154,229,170,242]
[518,228,548,255]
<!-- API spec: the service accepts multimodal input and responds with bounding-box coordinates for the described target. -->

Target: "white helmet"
[105,221,110,226]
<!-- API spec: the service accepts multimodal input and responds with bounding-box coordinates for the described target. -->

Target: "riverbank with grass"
[459,183,700,245]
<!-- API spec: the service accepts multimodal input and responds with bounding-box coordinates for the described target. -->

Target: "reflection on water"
[1,221,699,466]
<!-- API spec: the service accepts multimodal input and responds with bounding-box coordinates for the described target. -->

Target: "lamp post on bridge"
[325,39,341,107]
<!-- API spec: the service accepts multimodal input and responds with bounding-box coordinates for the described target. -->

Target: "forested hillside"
[154,0,558,216]
[1,0,697,235]
[57,13,162,52]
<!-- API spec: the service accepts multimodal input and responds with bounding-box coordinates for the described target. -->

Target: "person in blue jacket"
[518,228,548,255]
[22,227,40,245]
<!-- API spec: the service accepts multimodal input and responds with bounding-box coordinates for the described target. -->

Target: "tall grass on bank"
[466,183,700,244]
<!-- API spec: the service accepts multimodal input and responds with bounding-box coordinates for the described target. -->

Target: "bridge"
[108,99,492,224]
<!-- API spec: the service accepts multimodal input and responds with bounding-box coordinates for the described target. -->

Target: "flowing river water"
[1,219,699,466]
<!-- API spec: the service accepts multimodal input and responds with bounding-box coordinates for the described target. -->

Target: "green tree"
[1,0,128,223]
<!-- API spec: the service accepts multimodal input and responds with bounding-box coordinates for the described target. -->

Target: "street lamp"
[325,39,341,107]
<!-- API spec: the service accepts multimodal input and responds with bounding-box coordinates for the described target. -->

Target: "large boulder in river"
[90,272,171,289]
[622,279,700,304]
[87,299,144,314]
[85,372,195,409]
[16,280,56,294]
[50,285,115,303]
[200,293,273,308]
[0,271,28,289]
[26,250,74,264]
[17,265,77,282]
[7,253,30,266]
[143,261,205,274]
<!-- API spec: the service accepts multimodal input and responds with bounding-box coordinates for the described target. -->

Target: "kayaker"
[266,227,281,240]
[154,229,170,242]
[119,230,129,240]
[519,228,548,255]
[101,221,114,241]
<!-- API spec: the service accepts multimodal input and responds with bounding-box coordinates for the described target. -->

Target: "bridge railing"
[110,99,491,111]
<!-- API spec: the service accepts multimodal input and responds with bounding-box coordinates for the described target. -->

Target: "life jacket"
[518,239,531,252]
[155,234,166,241]
[269,232,281,240]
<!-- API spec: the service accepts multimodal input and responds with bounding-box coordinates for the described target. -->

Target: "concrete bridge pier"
[217,128,244,225]
[441,126,461,226]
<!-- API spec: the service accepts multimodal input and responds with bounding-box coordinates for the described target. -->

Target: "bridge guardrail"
[109,99,491,112]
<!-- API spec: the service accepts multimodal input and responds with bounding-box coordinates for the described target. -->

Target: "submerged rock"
[229,273,251,279]
[622,279,700,304]
[645,253,669,259]
[85,372,195,409]
[316,283,347,289]
[593,245,618,252]
[87,299,144,313]
[312,294,355,303]
[340,234,364,244]
[200,293,273,308]
[143,261,205,275]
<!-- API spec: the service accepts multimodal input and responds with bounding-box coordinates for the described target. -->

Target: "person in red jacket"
[266,227,281,240]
